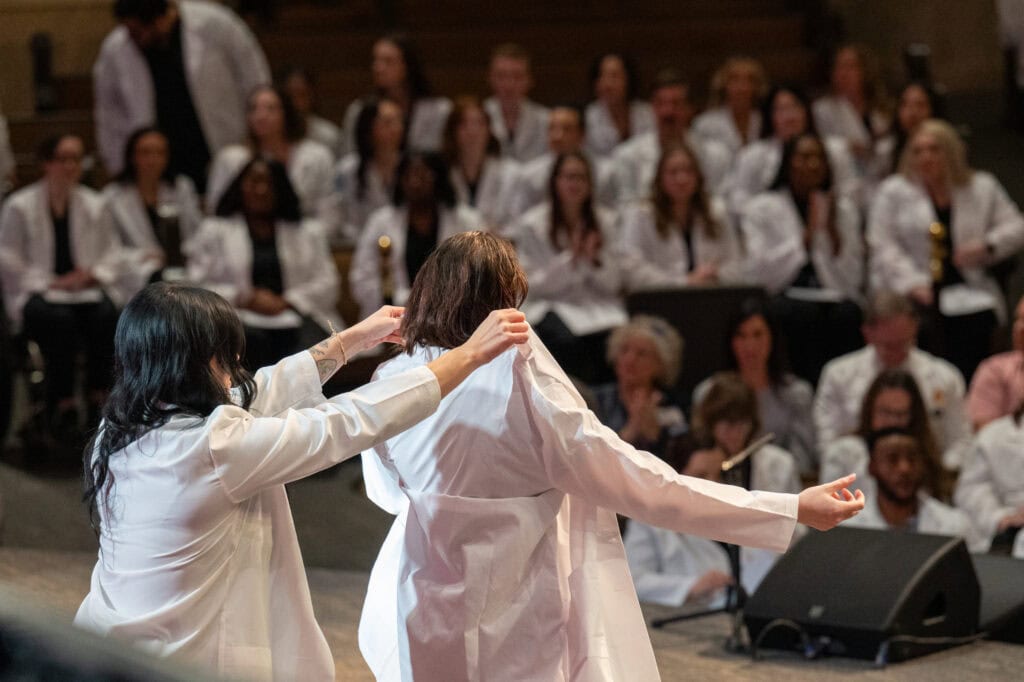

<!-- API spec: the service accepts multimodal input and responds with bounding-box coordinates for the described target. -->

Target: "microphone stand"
[650,433,775,653]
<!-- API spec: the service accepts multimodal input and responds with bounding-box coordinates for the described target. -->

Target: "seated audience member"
[955,406,1024,557]
[618,142,745,290]
[694,300,816,476]
[812,44,892,179]
[206,85,334,223]
[584,51,654,158]
[844,427,987,551]
[877,81,942,178]
[726,85,858,215]
[692,56,768,160]
[624,432,787,609]
[868,119,1024,381]
[484,43,549,162]
[100,126,202,296]
[350,152,478,317]
[612,69,732,202]
[331,98,405,245]
[593,315,687,460]
[93,0,270,192]
[814,291,970,469]
[821,368,946,498]
[281,66,343,158]
[509,104,615,217]
[189,158,339,371]
[513,151,624,384]
[0,134,122,435]
[442,95,519,233]
[342,33,451,155]
[967,294,1024,430]
[741,132,864,385]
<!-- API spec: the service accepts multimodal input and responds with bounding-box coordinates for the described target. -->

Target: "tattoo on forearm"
[316,359,339,382]
[310,338,331,358]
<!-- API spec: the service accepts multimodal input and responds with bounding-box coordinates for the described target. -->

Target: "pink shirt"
[967,351,1024,428]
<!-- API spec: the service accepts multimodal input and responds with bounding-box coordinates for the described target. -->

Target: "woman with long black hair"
[74,281,529,681]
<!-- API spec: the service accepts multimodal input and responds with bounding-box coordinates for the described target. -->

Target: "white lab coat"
[342,97,453,155]
[724,136,860,215]
[513,203,627,336]
[92,0,270,174]
[812,95,890,154]
[954,415,1024,541]
[99,177,202,298]
[844,489,989,553]
[358,335,799,681]
[740,189,864,299]
[328,153,394,245]
[205,140,335,222]
[610,131,732,204]
[692,107,762,160]
[349,204,480,317]
[813,346,971,469]
[624,444,800,608]
[307,114,343,159]
[0,181,125,329]
[617,197,746,290]
[867,172,1024,323]
[74,350,442,682]
[484,97,550,162]
[449,156,520,233]
[584,100,655,159]
[506,152,618,218]
[187,215,340,332]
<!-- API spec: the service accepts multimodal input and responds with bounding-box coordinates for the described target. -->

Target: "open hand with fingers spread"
[797,474,866,531]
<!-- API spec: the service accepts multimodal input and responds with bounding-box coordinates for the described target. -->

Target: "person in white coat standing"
[358,231,865,682]
[74,280,531,682]
[868,118,1024,380]
[100,126,202,297]
[0,134,123,437]
[741,132,864,384]
[94,0,270,190]
[190,157,339,371]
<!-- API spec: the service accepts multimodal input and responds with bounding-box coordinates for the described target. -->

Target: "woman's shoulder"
[294,138,333,165]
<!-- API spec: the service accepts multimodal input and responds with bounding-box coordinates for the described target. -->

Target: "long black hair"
[215,156,302,222]
[354,97,404,201]
[759,84,817,140]
[392,151,456,208]
[83,283,257,533]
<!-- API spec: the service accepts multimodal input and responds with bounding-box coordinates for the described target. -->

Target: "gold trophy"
[928,221,947,283]
[378,235,394,306]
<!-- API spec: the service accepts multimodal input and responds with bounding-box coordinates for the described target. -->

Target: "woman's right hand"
[797,474,865,531]
[461,309,530,365]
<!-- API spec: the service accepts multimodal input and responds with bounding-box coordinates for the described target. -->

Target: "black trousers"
[769,295,864,387]
[21,293,118,410]
[534,311,613,386]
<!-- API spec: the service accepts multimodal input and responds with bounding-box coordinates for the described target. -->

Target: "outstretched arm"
[797,474,866,531]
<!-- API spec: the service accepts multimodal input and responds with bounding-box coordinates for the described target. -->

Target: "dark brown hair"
[442,95,501,166]
[651,142,720,240]
[401,232,528,350]
[692,371,761,449]
[548,151,600,250]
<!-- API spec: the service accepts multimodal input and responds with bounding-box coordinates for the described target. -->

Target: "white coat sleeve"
[816,198,865,298]
[980,174,1024,261]
[186,221,248,305]
[813,365,846,450]
[245,350,327,416]
[219,7,270,100]
[953,437,1016,538]
[518,348,799,553]
[623,523,699,607]
[867,184,930,294]
[349,214,384,319]
[0,200,51,301]
[93,48,126,174]
[210,361,440,502]
[740,197,805,294]
[204,147,248,214]
[282,221,338,320]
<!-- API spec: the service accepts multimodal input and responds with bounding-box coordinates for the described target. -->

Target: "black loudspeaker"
[743,527,980,663]
[973,554,1024,643]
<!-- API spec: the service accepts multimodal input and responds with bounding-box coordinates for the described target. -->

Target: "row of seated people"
[599,312,1022,612]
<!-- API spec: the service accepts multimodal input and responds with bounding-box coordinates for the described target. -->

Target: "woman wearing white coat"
[584,52,655,158]
[513,151,625,384]
[93,0,270,186]
[75,280,530,682]
[442,95,519,234]
[0,134,122,432]
[868,118,1024,380]
[100,127,201,297]
[692,56,768,161]
[742,132,864,384]
[619,142,746,291]
[189,157,339,372]
[206,85,334,222]
[350,152,480,317]
[358,232,865,682]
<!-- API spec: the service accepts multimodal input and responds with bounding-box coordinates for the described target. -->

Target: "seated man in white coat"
[844,427,987,552]
[484,43,550,163]
[94,0,270,191]
[358,231,865,681]
[814,291,971,469]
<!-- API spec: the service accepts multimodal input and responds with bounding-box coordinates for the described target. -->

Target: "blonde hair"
[606,315,684,386]
[898,118,972,186]
[708,56,768,108]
